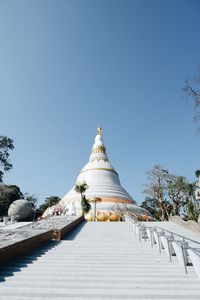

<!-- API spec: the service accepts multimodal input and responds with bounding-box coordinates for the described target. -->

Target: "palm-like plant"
[74,182,91,215]
[195,169,200,178]
[74,182,88,198]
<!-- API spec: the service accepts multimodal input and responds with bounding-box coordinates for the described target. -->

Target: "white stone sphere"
[8,199,34,221]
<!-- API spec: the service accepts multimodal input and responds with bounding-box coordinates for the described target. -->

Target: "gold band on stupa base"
[84,197,133,222]
[100,197,132,204]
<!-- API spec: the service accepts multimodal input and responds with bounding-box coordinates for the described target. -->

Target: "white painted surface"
[59,129,138,215]
[0,222,32,230]
[188,249,200,279]
[144,221,200,246]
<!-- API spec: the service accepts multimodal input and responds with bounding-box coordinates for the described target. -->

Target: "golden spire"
[97,126,102,135]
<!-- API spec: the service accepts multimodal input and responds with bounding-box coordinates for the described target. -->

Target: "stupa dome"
[59,127,145,221]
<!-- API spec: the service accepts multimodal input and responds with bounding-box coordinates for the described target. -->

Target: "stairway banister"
[154,226,200,246]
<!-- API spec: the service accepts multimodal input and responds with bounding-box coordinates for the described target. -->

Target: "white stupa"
[59,127,146,221]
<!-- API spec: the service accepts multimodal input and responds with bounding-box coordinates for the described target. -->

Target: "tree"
[0,184,23,216]
[142,165,191,220]
[74,182,91,214]
[0,136,14,182]
[143,165,172,221]
[195,169,200,178]
[195,169,200,201]
[74,182,88,198]
[140,196,159,220]
[184,182,200,222]
[143,165,200,222]
[166,175,189,216]
[183,69,200,131]
[24,193,38,206]
[38,196,61,214]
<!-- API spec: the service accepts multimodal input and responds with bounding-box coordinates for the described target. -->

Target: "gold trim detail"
[97,126,102,135]
[100,198,132,204]
[80,168,118,175]
[92,145,106,153]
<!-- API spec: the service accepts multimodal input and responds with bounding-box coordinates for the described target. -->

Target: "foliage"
[141,197,172,221]
[167,175,189,216]
[183,182,200,222]
[74,182,88,197]
[81,195,91,214]
[74,182,91,214]
[184,200,200,222]
[141,197,163,221]
[0,184,23,216]
[37,196,61,214]
[195,169,200,178]
[183,69,200,131]
[142,165,200,222]
[143,165,172,221]
[0,136,14,182]
[24,193,38,206]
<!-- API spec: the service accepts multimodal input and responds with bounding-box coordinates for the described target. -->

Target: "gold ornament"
[97,126,102,135]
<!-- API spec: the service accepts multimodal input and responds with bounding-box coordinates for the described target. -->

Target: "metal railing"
[125,214,200,280]
[153,226,200,246]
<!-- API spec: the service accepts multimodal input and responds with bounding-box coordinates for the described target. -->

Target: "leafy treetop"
[0,136,14,182]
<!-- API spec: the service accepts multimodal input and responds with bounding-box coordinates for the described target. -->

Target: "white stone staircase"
[0,222,200,299]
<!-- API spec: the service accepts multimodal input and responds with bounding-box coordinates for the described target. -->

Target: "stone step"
[1,296,200,300]
[11,257,170,263]
[0,271,196,280]
[1,275,196,283]
[5,263,180,270]
[0,285,200,297]
[7,253,170,259]
[5,263,179,270]
[2,264,187,272]
[3,256,175,264]
[2,280,200,289]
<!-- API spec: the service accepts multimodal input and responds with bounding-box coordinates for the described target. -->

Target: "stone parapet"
[0,216,84,267]
[0,230,52,267]
[52,215,84,240]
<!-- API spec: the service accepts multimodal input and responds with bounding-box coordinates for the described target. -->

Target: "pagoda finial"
[97,126,102,135]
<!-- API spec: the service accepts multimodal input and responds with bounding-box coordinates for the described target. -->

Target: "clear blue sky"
[0,0,200,205]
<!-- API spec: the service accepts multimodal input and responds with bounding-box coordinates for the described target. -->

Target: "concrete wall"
[52,216,84,240]
[0,230,53,267]
[0,216,84,267]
